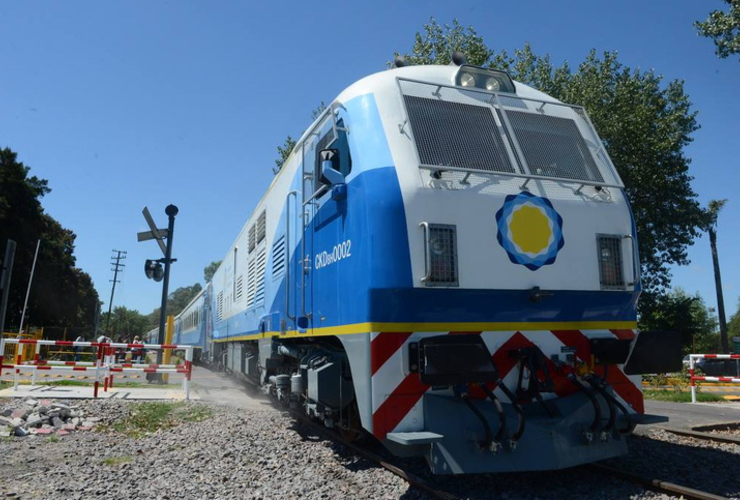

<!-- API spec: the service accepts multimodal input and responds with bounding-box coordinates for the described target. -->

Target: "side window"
[314,118,352,192]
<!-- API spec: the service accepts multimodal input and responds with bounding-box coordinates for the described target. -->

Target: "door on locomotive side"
[298,107,352,335]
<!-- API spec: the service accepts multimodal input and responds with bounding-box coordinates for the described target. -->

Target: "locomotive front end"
[364,64,678,474]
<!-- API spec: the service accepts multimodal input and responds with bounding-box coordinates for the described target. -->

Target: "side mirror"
[319,149,344,186]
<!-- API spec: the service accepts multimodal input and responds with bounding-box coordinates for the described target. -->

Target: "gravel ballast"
[1,395,739,499]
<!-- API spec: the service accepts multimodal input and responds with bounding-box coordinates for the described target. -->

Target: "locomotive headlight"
[485,77,500,91]
[459,72,476,87]
[455,65,516,93]
[430,237,446,256]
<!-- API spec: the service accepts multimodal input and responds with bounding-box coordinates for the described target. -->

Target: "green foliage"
[203,260,221,283]
[274,102,330,175]
[640,288,719,354]
[390,17,493,67]
[393,20,707,320]
[147,283,202,328]
[729,298,740,346]
[273,136,297,174]
[695,0,740,60]
[100,306,151,340]
[107,401,213,438]
[0,147,100,332]
[102,455,133,466]
[643,390,725,403]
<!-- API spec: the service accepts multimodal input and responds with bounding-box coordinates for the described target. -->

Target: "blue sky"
[1,1,738,323]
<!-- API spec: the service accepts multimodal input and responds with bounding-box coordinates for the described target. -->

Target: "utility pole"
[104,249,126,335]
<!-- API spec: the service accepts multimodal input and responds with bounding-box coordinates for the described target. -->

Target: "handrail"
[623,235,638,287]
[285,191,297,322]
[419,222,431,283]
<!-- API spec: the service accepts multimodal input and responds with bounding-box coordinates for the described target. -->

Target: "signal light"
[145,259,164,282]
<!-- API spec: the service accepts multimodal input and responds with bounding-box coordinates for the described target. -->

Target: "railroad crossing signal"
[144,259,164,282]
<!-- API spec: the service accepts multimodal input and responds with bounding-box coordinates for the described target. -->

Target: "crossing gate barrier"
[688,354,740,403]
[0,338,195,400]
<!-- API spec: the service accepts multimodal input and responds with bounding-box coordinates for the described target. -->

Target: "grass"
[102,455,133,466]
[0,381,10,390]
[107,401,213,438]
[643,389,726,403]
[45,435,59,443]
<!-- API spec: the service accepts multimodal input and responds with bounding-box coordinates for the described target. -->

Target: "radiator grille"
[257,210,266,243]
[506,111,603,182]
[403,95,515,174]
[216,292,223,322]
[397,78,622,187]
[246,258,257,306]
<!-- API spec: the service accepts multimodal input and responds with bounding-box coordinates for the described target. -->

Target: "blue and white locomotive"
[167,56,677,474]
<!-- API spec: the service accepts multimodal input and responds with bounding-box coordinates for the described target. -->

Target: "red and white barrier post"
[1,339,196,400]
[689,354,740,403]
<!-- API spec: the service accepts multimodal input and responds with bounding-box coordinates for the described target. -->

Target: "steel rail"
[290,411,459,500]
[663,427,740,446]
[589,463,729,500]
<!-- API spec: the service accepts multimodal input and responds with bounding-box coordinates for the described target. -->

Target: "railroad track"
[292,411,732,500]
[588,463,728,500]
[290,410,459,500]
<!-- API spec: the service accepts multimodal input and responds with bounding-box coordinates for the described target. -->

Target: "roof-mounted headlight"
[454,65,515,93]
[460,72,476,87]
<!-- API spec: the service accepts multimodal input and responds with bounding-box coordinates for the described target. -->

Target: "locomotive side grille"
[272,235,286,279]
[248,224,256,252]
[254,247,267,304]
[216,291,223,322]
[505,111,604,183]
[235,275,243,301]
[597,234,625,289]
[257,210,266,243]
[426,224,458,287]
[246,258,257,306]
[403,95,515,174]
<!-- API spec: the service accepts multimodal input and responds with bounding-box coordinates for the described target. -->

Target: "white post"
[690,355,697,404]
[18,239,41,335]
[31,343,41,386]
[184,346,193,401]
[13,364,19,391]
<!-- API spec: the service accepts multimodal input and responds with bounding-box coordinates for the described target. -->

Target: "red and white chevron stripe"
[370,329,642,440]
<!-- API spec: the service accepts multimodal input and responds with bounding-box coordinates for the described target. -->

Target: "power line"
[104,249,126,334]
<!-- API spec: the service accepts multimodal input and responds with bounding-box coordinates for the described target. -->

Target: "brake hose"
[568,373,601,440]
[495,379,526,442]
[586,375,616,436]
[479,384,507,444]
[460,393,494,450]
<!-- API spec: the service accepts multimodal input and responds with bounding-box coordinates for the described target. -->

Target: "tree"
[273,103,328,174]
[100,306,150,340]
[695,0,740,61]
[728,299,740,347]
[273,136,296,174]
[705,199,729,353]
[393,19,707,322]
[147,283,202,328]
[640,288,719,354]
[203,261,221,283]
[0,147,99,333]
